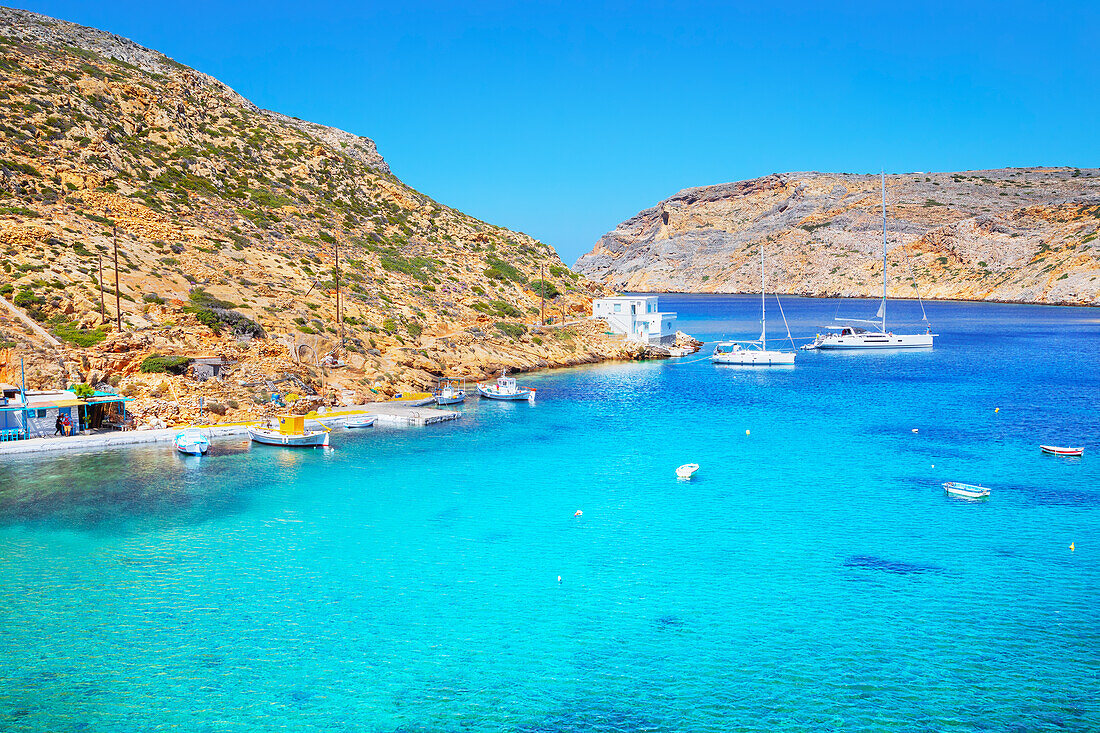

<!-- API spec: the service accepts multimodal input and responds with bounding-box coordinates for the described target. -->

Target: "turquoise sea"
[1,295,1098,732]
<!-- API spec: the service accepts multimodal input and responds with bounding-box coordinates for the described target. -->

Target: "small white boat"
[667,346,694,358]
[943,482,990,499]
[249,415,329,448]
[174,428,209,456]
[434,379,466,405]
[1040,445,1084,457]
[676,463,700,480]
[346,414,376,428]
[712,341,796,365]
[478,371,535,402]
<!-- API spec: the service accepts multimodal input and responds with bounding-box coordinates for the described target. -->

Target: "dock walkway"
[0,400,460,456]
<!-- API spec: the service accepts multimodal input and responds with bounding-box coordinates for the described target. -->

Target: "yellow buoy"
[994,407,1000,413]
[931,464,935,468]
[1070,542,1075,552]
[745,429,750,436]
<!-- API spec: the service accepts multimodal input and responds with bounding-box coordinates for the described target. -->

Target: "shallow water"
[1,295,1097,731]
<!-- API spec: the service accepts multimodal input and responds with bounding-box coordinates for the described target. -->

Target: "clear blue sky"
[16,1,1100,263]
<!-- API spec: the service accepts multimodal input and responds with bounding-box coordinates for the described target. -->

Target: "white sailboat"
[804,172,935,350]
[712,243,796,365]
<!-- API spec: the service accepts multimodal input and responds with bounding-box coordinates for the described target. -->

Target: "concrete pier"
[0,400,460,457]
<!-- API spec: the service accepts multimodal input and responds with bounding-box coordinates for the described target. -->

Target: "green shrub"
[50,319,107,347]
[484,256,527,283]
[69,383,95,398]
[494,321,527,340]
[528,279,559,299]
[140,354,191,374]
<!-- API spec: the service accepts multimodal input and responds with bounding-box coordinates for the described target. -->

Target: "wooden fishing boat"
[346,414,376,428]
[1040,445,1084,457]
[174,428,209,456]
[676,463,700,479]
[434,379,466,405]
[249,415,329,447]
[477,371,535,402]
[943,482,990,499]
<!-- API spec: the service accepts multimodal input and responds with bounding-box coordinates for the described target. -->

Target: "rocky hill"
[0,7,634,427]
[575,169,1100,305]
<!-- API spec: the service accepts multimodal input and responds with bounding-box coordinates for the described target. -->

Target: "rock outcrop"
[575,170,1100,305]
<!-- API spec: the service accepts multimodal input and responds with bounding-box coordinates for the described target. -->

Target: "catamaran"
[804,172,935,350]
[712,242,796,365]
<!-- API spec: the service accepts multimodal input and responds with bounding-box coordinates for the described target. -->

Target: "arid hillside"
[575,169,1100,305]
[0,7,637,427]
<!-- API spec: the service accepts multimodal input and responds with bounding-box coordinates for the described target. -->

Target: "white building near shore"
[592,295,677,345]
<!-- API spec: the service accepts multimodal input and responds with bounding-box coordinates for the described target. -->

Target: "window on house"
[36,409,47,418]
[613,304,621,313]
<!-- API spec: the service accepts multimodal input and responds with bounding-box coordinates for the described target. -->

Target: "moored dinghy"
[676,463,700,480]
[249,415,330,447]
[174,428,210,456]
[1040,445,1084,457]
[346,413,376,428]
[943,482,990,499]
[478,370,535,402]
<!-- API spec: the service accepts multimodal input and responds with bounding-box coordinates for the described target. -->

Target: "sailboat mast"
[881,170,887,333]
[760,243,766,349]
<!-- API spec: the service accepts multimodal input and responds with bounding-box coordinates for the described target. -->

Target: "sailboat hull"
[812,333,933,350]
[713,350,796,365]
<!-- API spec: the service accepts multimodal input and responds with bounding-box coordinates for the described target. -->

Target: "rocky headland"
[0,7,649,428]
[575,170,1100,305]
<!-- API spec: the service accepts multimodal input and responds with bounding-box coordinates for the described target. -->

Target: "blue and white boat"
[434,379,466,405]
[477,371,535,402]
[943,482,990,499]
[174,428,210,456]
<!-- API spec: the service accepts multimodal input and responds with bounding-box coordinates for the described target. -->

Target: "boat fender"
[574,510,582,517]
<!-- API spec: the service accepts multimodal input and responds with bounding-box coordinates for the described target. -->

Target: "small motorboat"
[346,414,376,428]
[478,371,535,402]
[667,346,694,358]
[249,415,329,448]
[434,379,466,405]
[676,463,700,480]
[174,428,210,456]
[1040,445,1084,457]
[943,482,990,499]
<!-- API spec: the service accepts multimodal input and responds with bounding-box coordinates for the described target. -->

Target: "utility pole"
[540,262,545,326]
[97,252,105,324]
[334,237,343,348]
[106,207,121,332]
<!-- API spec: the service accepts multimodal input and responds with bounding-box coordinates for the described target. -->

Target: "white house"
[592,295,677,345]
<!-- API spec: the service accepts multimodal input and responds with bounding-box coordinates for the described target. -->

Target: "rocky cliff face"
[575,170,1100,305]
[0,7,626,426]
